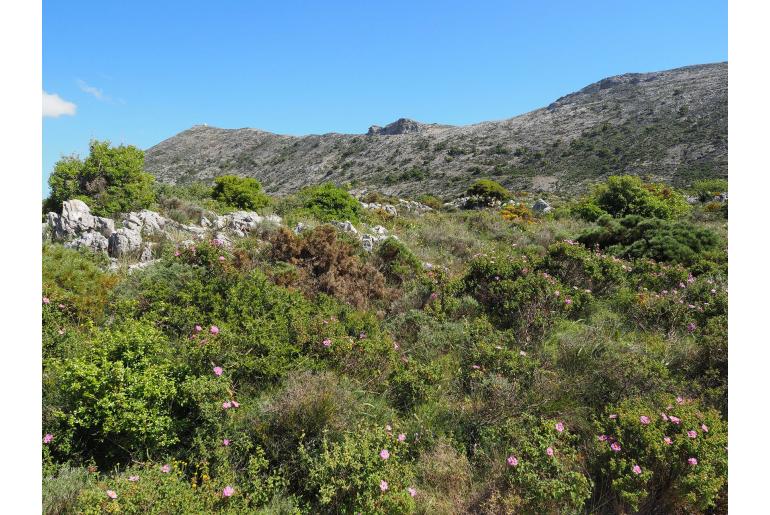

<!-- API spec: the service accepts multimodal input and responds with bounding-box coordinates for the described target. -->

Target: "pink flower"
[380,480,389,492]
[43,433,53,444]
[385,424,392,432]
[429,292,438,300]
[106,490,117,499]
[676,396,685,405]
[194,325,203,333]
[555,422,564,433]
[546,447,554,456]
[609,414,618,419]
[471,364,481,370]
[210,325,220,335]
[701,424,709,432]
[640,416,650,425]
[222,486,235,497]
[632,465,642,475]
[598,435,608,442]
[322,338,332,348]
[213,366,223,376]
[223,439,231,446]
[664,436,673,445]
[128,475,139,482]
[161,464,171,473]
[380,449,390,460]
[174,250,180,257]
[564,298,572,305]
[669,416,681,425]
[42,297,50,304]
[231,400,240,408]
[687,430,697,439]
[359,332,367,340]
[222,401,232,409]
[687,322,696,332]
[688,457,698,466]
[611,442,621,452]
[660,413,669,421]
[408,486,417,497]
[58,303,65,309]
[398,433,406,442]
[507,455,519,466]
[218,256,225,262]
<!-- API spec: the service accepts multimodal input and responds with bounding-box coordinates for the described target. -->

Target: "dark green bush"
[578,215,721,266]
[212,175,271,210]
[46,140,155,217]
[375,237,423,285]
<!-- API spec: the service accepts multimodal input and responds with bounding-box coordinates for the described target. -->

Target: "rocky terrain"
[145,62,727,198]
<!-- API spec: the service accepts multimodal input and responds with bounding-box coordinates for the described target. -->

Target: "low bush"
[585,175,690,220]
[593,396,727,513]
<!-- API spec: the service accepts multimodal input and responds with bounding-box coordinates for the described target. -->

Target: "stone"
[361,234,376,252]
[139,243,154,262]
[123,210,168,237]
[63,231,109,253]
[331,220,359,236]
[371,225,388,237]
[532,199,553,213]
[108,228,143,258]
[200,216,212,228]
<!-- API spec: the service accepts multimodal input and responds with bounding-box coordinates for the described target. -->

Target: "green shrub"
[540,241,627,295]
[589,175,690,219]
[578,215,721,266]
[297,183,362,223]
[375,237,423,285]
[43,465,95,515]
[299,425,416,513]
[42,244,118,322]
[46,140,155,217]
[476,416,592,514]
[212,175,271,210]
[467,179,511,201]
[593,396,727,513]
[415,194,443,210]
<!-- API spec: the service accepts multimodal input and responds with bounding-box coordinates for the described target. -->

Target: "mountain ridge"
[145,62,727,197]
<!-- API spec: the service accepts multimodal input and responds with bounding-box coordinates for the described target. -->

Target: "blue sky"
[42,0,726,195]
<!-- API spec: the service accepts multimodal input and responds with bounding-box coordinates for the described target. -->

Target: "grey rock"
[213,232,233,247]
[361,234,376,252]
[371,225,388,237]
[108,228,143,258]
[331,220,359,236]
[123,210,168,237]
[139,243,154,262]
[63,231,109,253]
[200,216,212,228]
[532,199,553,213]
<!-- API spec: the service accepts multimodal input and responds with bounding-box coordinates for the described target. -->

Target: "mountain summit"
[145,62,727,196]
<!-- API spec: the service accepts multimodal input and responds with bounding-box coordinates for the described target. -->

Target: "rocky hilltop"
[145,62,727,197]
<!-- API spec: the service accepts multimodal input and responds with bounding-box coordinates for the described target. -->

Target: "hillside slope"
[145,62,727,197]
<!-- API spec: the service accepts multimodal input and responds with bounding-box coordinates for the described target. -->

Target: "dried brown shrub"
[268,225,386,308]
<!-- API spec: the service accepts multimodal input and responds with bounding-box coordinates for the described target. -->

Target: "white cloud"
[77,79,107,101]
[42,91,77,118]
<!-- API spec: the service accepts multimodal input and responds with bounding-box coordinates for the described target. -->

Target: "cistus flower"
[507,455,519,466]
[611,442,621,452]
[210,325,220,335]
[640,416,650,425]
[322,338,332,348]
[664,436,673,445]
[128,475,139,482]
[398,433,406,442]
[106,490,117,499]
[213,366,223,376]
[43,433,53,444]
[161,464,171,473]
[380,480,388,491]
[687,430,697,438]
[223,439,231,446]
[632,465,642,475]
[546,447,554,456]
[555,422,565,432]
[380,449,390,460]
[688,457,698,466]
[408,486,417,497]
[222,486,235,497]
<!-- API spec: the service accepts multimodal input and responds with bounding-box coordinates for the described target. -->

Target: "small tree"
[46,140,155,217]
[297,183,362,223]
[212,175,271,210]
[467,179,512,202]
[590,175,689,219]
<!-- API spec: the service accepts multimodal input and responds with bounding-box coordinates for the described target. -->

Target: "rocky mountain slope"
[145,62,727,198]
